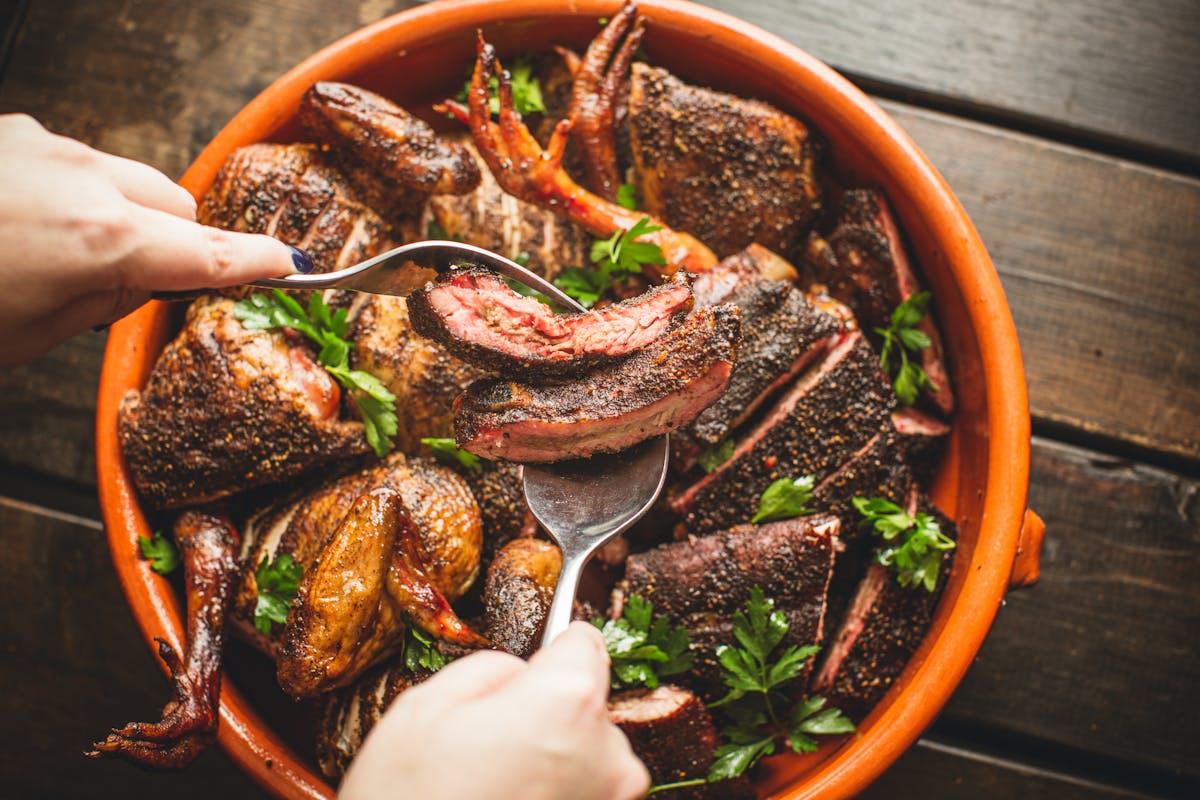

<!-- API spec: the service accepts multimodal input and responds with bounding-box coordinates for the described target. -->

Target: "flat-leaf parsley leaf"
[593,594,693,690]
[253,553,304,634]
[421,437,482,472]
[554,217,666,308]
[876,291,936,405]
[853,496,956,592]
[138,530,179,575]
[751,476,815,523]
[235,290,397,457]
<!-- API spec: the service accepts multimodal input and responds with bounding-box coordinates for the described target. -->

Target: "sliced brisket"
[671,332,895,534]
[691,243,799,307]
[810,498,957,719]
[802,188,953,414]
[609,685,754,800]
[616,515,839,701]
[408,268,693,376]
[455,304,741,462]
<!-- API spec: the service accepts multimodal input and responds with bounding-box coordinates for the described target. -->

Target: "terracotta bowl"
[96,0,1044,797]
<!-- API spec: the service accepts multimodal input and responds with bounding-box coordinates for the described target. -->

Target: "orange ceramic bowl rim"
[95,1,1032,798]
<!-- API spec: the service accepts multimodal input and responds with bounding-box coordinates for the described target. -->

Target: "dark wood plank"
[881,100,1200,463]
[868,739,1166,800]
[941,437,1200,779]
[0,497,259,799]
[702,0,1200,166]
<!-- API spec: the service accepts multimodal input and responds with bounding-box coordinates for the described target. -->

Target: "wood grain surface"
[0,0,1196,798]
[700,0,1200,168]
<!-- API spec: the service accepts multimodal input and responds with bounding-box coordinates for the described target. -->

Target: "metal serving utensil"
[163,238,672,650]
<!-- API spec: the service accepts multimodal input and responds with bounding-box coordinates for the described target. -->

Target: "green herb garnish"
[616,182,638,210]
[705,587,854,782]
[138,530,179,575]
[696,438,735,474]
[553,216,666,308]
[853,497,955,592]
[235,290,397,457]
[458,54,545,116]
[876,291,935,405]
[421,437,482,472]
[253,553,304,634]
[751,476,815,524]
[402,623,451,673]
[592,594,693,690]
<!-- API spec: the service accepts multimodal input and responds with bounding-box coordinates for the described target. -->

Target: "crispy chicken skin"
[349,293,486,453]
[118,296,370,510]
[234,453,485,697]
[301,81,481,196]
[89,510,239,768]
[198,143,394,272]
[484,538,562,658]
[423,139,593,280]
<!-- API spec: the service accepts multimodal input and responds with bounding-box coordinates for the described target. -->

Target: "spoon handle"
[540,546,591,648]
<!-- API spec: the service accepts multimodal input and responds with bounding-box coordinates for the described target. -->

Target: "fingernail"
[289,245,315,274]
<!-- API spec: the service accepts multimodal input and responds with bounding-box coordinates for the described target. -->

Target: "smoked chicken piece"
[802,188,953,414]
[118,296,370,510]
[349,293,485,453]
[232,453,485,696]
[318,661,430,779]
[198,143,394,272]
[629,62,823,260]
[615,515,839,701]
[89,510,239,768]
[811,499,956,718]
[408,268,694,376]
[301,81,480,195]
[671,332,896,534]
[465,33,717,276]
[484,538,562,658]
[455,304,741,463]
[423,140,592,281]
[609,685,754,800]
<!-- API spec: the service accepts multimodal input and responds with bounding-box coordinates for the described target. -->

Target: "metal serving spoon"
[170,239,672,650]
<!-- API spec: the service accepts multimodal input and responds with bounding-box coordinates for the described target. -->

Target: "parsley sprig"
[593,595,693,690]
[616,182,638,210]
[138,530,179,575]
[421,437,482,472]
[696,438,734,474]
[253,553,304,634]
[458,54,545,116]
[853,497,956,592]
[554,217,666,308]
[751,476,815,524]
[706,587,854,782]
[876,291,935,405]
[402,623,451,673]
[235,290,398,457]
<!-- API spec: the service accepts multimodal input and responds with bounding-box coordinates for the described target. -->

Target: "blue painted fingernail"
[290,246,315,274]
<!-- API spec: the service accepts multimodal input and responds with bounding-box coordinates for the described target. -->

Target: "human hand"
[339,622,650,800]
[0,114,309,365]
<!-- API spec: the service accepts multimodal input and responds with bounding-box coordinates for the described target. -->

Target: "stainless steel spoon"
[177,239,672,650]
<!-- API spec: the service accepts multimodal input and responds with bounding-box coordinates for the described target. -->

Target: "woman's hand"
[0,114,308,365]
[339,622,650,800]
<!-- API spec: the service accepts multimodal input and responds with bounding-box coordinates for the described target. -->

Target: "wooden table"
[1,1,1196,797]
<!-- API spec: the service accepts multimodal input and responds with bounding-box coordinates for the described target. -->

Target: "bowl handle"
[1008,509,1045,590]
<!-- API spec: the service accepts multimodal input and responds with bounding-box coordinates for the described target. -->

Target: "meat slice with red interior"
[679,276,844,461]
[614,515,839,702]
[609,685,754,800]
[454,304,741,463]
[670,332,895,535]
[690,242,799,306]
[409,268,694,376]
[810,497,957,719]
[802,188,954,414]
